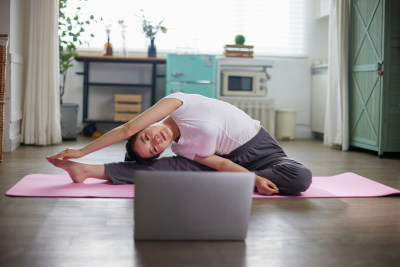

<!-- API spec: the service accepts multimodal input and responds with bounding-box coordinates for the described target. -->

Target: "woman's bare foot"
[46,157,109,183]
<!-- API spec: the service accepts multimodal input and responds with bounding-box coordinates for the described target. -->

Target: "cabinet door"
[166,54,216,82]
[349,0,385,153]
[382,0,400,152]
[166,83,216,98]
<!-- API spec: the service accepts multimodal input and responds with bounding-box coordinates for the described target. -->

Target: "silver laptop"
[134,171,255,241]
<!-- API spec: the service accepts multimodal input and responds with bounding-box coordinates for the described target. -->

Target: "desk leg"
[151,63,157,105]
[83,61,89,122]
[81,60,97,137]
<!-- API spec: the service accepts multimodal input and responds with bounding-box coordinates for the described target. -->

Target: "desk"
[75,56,166,131]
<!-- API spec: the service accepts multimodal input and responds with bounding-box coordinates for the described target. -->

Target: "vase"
[104,36,113,56]
[148,38,156,58]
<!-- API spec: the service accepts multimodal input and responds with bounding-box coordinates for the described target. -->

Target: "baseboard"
[3,134,21,152]
[296,124,313,139]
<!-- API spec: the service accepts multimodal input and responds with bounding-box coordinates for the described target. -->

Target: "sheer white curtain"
[324,0,350,150]
[21,0,62,145]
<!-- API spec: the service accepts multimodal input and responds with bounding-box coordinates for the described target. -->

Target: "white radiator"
[221,98,275,137]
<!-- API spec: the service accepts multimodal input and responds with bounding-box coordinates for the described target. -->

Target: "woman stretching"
[47,93,312,196]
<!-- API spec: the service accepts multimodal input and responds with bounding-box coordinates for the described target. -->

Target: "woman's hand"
[255,176,279,195]
[193,155,279,196]
[48,148,84,160]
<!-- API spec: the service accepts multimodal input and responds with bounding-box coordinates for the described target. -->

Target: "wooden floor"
[0,137,399,267]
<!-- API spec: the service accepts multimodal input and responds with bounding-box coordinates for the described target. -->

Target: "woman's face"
[133,124,174,158]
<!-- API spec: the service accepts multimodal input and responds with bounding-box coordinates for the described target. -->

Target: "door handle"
[169,81,213,85]
[378,61,383,76]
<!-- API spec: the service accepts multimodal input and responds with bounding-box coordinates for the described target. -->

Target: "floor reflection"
[134,241,246,267]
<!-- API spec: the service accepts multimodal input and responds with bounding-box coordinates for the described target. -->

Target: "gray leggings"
[105,128,312,195]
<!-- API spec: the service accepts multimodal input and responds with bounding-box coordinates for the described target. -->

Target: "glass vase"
[148,38,156,58]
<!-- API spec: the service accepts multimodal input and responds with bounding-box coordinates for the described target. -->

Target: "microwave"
[222,71,268,97]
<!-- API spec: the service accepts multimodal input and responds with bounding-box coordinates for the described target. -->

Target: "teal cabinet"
[166,54,217,98]
[349,0,400,156]
[166,83,216,98]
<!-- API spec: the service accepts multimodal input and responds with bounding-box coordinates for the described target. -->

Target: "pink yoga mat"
[5,172,400,199]
[6,174,134,198]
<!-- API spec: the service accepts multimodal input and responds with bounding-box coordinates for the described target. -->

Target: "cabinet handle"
[172,72,184,77]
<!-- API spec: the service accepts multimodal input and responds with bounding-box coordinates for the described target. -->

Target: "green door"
[349,0,385,153]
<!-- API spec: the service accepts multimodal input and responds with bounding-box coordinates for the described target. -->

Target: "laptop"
[134,171,255,241]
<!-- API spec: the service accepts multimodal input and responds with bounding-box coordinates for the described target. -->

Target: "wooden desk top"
[75,55,166,63]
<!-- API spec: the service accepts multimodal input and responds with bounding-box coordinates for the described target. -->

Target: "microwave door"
[228,76,252,91]
[223,75,254,96]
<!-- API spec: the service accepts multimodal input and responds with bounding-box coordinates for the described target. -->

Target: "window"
[63,0,309,57]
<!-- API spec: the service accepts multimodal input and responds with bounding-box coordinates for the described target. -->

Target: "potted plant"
[58,0,97,139]
[235,34,246,45]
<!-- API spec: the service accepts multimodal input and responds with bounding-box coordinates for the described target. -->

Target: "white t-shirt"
[164,93,260,160]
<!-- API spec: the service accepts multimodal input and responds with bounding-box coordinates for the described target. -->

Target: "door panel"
[350,0,384,151]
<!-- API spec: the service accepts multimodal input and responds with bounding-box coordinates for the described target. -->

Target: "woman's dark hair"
[124,132,160,164]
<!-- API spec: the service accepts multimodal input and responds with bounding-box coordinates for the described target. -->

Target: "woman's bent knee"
[278,165,312,195]
[293,166,312,193]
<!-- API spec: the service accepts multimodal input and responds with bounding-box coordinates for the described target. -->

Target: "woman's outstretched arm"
[194,154,279,195]
[49,98,182,160]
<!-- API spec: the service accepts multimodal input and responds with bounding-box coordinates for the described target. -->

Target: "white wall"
[265,57,313,138]
[309,13,330,64]
[0,0,26,152]
[0,1,11,33]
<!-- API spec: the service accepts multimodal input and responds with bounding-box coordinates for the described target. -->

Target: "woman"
[48,93,312,196]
